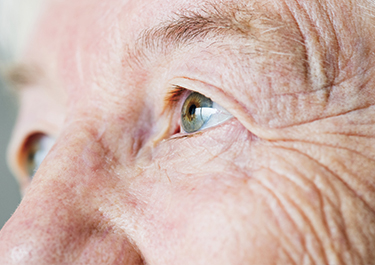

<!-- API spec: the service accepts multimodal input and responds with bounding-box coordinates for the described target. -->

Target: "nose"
[0,128,143,264]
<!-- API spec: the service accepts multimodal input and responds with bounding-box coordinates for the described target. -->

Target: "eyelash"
[165,85,187,103]
[164,85,189,136]
[164,85,189,112]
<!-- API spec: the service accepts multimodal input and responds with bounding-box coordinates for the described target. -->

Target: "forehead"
[23,0,272,101]
[25,0,202,59]
[21,0,201,93]
[19,0,373,101]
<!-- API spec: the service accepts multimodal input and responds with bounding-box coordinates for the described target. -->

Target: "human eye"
[23,133,55,178]
[180,91,233,134]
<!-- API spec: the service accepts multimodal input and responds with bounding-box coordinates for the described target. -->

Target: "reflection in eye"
[25,134,55,178]
[181,92,232,133]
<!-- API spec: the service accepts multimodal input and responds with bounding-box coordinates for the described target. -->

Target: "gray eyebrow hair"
[132,2,287,64]
[1,63,42,92]
[143,5,257,46]
[4,2,288,90]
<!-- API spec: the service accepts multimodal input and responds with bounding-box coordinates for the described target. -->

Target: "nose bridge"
[0,125,140,264]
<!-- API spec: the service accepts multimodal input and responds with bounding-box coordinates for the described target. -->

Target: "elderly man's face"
[1,0,375,264]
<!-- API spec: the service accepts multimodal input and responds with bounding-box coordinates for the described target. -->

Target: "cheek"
[134,170,252,261]
[132,158,292,264]
[125,122,258,261]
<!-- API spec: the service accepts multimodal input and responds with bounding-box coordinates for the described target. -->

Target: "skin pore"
[1,0,375,264]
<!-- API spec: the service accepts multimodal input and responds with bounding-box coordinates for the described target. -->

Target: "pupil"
[189,104,196,116]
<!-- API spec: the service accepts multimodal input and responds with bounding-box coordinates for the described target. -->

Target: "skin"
[1,0,375,264]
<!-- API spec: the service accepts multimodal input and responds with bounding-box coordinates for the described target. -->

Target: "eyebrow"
[132,2,286,65]
[1,63,42,92]
[4,2,287,90]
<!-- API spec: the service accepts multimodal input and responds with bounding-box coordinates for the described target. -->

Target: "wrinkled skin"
[1,0,375,264]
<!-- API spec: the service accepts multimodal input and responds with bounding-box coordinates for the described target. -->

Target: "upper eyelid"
[163,81,233,118]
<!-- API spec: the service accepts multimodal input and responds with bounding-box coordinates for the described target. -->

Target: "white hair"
[0,0,44,62]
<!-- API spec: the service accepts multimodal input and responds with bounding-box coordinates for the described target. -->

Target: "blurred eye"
[23,134,55,178]
[181,92,232,133]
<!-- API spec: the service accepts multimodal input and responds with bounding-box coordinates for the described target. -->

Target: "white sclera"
[199,102,233,130]
[181,101,233,133]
